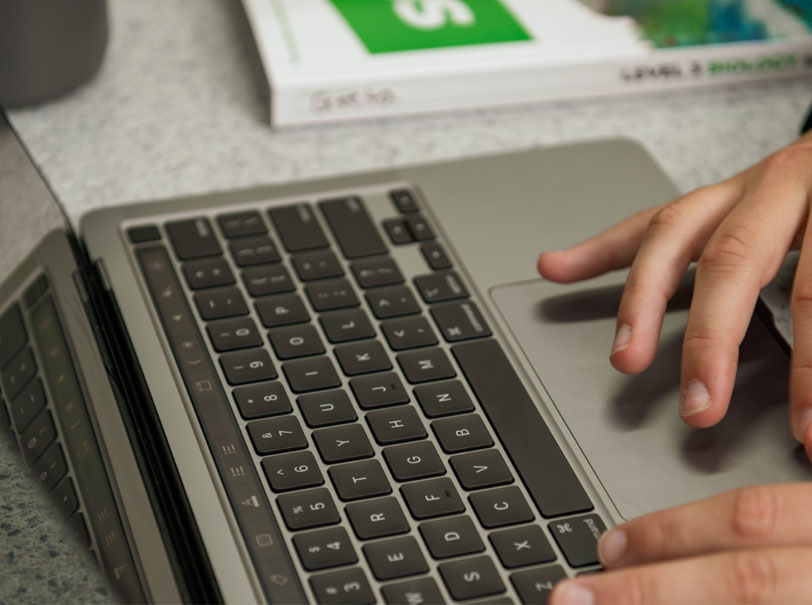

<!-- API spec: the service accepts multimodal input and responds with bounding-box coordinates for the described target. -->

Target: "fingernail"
[680,379,710,416]
[598,529,627,566]
[552,581,594,605]
[611,324,632,355]
[792,409,812,442]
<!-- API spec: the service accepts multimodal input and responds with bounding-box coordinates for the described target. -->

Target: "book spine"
[270,41,812,128]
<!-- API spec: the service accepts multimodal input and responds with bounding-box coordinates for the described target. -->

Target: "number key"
[262,450,323,492]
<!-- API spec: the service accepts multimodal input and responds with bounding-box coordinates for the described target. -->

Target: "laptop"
[1,110,808,605]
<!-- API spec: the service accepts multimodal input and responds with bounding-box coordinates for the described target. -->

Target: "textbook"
[241,0,812,128]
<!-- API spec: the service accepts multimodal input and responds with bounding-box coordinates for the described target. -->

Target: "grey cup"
[0,0,108,107]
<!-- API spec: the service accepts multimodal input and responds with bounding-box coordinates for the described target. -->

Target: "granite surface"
[2,0,812,602]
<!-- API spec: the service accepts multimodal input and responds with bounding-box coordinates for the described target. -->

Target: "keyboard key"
[52,476,79,517]
[397,348,456,384]
[450,449,513,490]
[364,536,428,581]
[256,293,310,328]
[262,450,323,492]
[207,317,262,351]
[241,264,294,296]
[246,415,307,455]
[298,390,357,427]
[453,339,593,518]
[548,514,607,568]
[413,381,474,418]
[401,477,464,520]
[313,424,374,463]
[438,556,504,601]
[420,243,452,270]
[166,218,222,260]
[310,567,375,605]
[350,372,409,410]
[269,324,325,359]
[195,287,248,320]
[510,565,567,605]
[217,211,267,238]
[490,525,556,568]
[319,197,388,259]
[320,309,375,343]
[233,381,291,418]
[229,235,281,267]
[1,347,36,400]
[8,378,46,432]
[23,275,48,308]
[277,488,340,530]
[127,224,161,244]
[33,441,67,491]
[431,414,492,453]
[334,341,392,376]
[21,409,56,463]
[366,286,420,319]
[329,459,391,501]
[419,516,484,559]
[269,203,329,252]
[292,249,343,281]
[406,215,435,241]
[431,301,491,342]
[283,357,341,393]
[351,258,404,289]
[389,189,420,214]
[347,497,410,540]
[220,349,276,385]
[305,278,359,311]
[414,272,469,304]
[383,441,445,482]
[366,406,426,445]
[382,578,445,605]
[383,218,413,245]
[381,316,438,351]
[294,526,357,571]
[470,486,534,529]
[183,258,235,289]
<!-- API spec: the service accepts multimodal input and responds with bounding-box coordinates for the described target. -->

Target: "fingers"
[550,547,812,605]
[537,204,663,283]
[789,210,812,444]
[609,183,742,374]
[679,171,810,428]
[596,484,812,569]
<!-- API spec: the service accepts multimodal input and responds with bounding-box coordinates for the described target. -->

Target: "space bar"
[452,339,593,518]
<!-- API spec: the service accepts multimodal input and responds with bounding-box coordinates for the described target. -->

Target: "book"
[241,0,812,128]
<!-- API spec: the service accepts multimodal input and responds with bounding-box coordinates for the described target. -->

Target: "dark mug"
[0,0,108,107]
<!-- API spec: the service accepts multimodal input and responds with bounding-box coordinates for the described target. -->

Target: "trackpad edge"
[491,277,810,521]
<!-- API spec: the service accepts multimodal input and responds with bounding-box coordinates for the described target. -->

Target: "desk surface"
[2,0,811,602]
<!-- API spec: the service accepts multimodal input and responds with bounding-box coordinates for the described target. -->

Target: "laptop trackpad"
[491,275,812,521]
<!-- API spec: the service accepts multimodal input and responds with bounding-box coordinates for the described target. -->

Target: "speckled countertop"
[2,0,811,602]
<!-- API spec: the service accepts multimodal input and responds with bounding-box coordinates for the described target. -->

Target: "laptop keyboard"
[0,275,143,602]
[130,189,606,604]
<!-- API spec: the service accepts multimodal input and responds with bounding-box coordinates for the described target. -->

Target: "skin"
[538,130,812,604]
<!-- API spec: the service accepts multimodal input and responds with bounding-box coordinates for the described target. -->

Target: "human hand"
[549,483,812,604]
[537,131,812,457]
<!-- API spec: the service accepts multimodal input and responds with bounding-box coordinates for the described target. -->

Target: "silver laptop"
[2,111,808,605]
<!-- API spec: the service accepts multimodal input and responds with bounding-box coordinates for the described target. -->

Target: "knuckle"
[725,551,777,605]
[731,486,777,543]
[699,229,757,272]
[791,282,812,316]
[761,144,812,178]
[648,203,686,233]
